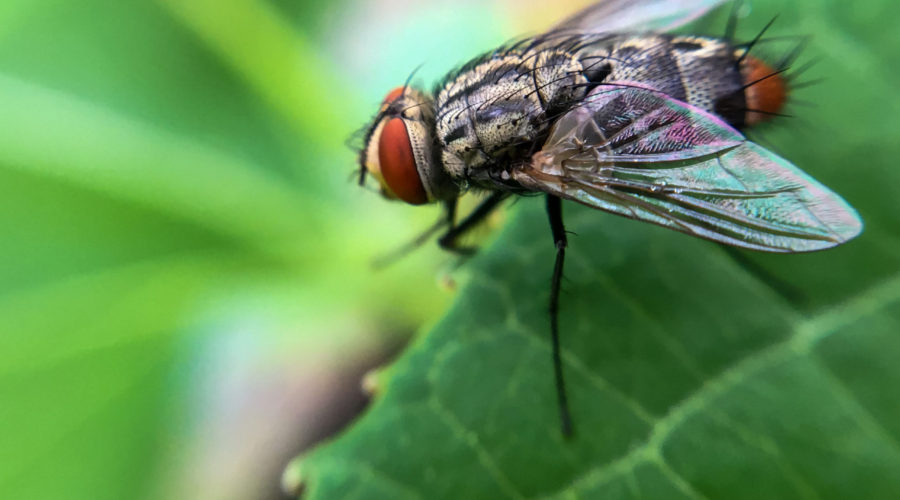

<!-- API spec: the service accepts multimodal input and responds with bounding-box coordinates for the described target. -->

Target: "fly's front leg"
[372,200,456,269]
[437,191,509,255]
[546,195,573,437]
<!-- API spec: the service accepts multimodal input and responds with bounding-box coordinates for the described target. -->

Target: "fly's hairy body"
[435,35,747,189]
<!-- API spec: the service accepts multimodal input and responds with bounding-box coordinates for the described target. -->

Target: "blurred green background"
[1,1,897,499]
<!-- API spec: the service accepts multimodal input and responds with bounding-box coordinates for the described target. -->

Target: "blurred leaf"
[0,253,240,499]
[0,75,325,263]
[157,0,355,150]
[0,0,447,498]
[292,0,900,498]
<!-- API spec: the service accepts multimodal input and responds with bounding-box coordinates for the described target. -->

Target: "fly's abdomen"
[580,34,787,129]
[584,35,747,126]
[435,50,587,181]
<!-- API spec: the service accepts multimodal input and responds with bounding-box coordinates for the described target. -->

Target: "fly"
[356,0,863,436]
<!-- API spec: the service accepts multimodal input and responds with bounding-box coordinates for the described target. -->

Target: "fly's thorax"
[435,50,588,183]
[361,87,459,204]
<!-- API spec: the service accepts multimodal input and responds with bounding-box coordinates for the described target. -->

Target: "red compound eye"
[378,117,428,205]
[383,86,406,105]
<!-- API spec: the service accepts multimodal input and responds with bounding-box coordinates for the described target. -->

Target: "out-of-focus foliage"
[290,0,900,498]
[0,0,508,498]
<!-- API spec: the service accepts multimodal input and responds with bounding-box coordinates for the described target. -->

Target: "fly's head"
[359,86,459,205]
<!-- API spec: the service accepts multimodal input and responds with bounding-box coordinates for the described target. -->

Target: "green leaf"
[293,198,900,498]
[290,1,900,497]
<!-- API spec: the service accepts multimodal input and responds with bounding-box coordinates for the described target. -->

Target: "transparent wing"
[552,0,728,34]
[514,85,863,252]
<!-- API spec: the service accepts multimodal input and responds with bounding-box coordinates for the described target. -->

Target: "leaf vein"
[653,456,710,500]
[428,397,525,500]
[559,272,900,494]
[809,354,900,455]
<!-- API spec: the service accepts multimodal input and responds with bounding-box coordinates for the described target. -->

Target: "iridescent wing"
[513,84,863,252]
[553,0,728,34]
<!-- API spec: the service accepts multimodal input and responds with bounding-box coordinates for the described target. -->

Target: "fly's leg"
[437,191,509,255]
[546,195,573,437]
[372,199,458,269]
[372,216,447,269]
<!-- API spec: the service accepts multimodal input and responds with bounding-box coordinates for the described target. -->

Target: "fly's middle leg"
[546,195,573,437]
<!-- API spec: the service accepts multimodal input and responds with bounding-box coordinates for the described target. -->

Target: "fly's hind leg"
[546,195,573,437]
